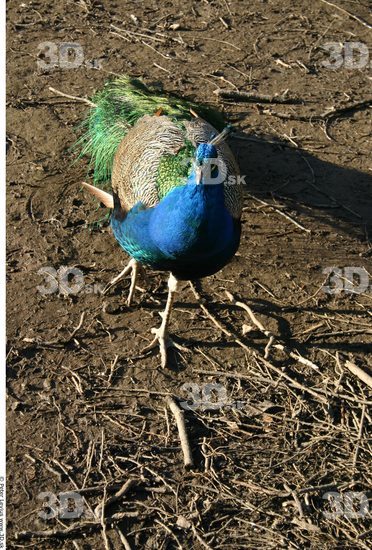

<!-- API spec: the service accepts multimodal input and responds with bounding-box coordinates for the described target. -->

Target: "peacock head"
[191,125,232,186]
[194,143,218,182]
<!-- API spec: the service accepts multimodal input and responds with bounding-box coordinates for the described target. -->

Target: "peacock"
[79,76,243,367]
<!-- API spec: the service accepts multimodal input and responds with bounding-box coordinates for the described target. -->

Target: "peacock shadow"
[230,131,371,240]
[164,135,372,368]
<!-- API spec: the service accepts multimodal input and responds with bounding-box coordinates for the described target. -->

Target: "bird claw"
[142,327,188,368]
[103,258,139,306]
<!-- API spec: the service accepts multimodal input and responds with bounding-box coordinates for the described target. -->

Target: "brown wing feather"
[111,115,243,219]
[111,115,184,211]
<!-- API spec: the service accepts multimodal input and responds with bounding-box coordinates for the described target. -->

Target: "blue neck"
[149,178,232,259]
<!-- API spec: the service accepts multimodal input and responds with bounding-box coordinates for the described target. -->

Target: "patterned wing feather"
[112,115,243,219]
[111,115,190,211]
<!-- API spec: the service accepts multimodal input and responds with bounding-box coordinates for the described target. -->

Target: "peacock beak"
[195,166,202,184]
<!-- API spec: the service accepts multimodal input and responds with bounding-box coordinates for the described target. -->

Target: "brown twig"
[95,479,136,519]
[264,99,372,122]
[116,528,133,550]
[215,89,301,104]
[15,523,101,540]
[345,360,372,390]
[48,87,96,108]
[248,194,311,234]
[319,0,372,30]
[189,281,251,352]
[352,404,366,470]
[283,483,306,518]
[68,312,86,341]
[166,396,194,469]
[226,291,320,371]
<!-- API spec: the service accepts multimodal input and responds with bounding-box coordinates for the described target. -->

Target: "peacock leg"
[103,258,139,306]
[142,273,187,368]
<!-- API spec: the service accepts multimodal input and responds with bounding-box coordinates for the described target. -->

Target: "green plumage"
[78,76,225,186]
[156,141,195,199]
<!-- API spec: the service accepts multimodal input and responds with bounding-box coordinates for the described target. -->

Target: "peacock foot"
[142,326,188,368]
[103,258,140,306]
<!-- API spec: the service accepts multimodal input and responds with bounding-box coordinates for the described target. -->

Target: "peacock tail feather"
[77,75,225,186]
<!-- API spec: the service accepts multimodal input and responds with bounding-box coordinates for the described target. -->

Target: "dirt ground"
[6,0,372,548]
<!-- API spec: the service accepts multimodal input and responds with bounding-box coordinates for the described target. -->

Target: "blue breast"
[111,172,240,280]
